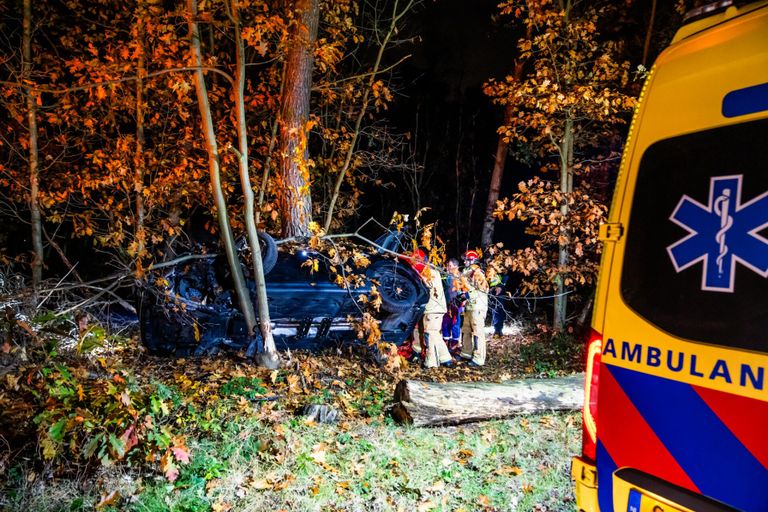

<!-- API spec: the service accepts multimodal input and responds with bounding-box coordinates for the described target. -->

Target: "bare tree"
[323,0,417,233]
[23,0,43,294]
[227,0,279,369]
[187,0,258,347]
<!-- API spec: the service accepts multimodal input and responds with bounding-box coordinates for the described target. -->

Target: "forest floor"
[1,321,584,512]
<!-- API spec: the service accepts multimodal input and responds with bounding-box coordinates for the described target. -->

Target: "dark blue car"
[139,230,428,356]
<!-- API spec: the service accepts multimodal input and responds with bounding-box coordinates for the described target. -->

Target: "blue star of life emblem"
[667,175,768,292]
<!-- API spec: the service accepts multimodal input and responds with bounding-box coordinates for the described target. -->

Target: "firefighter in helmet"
[407,250,453,368]
[460,249,489,366]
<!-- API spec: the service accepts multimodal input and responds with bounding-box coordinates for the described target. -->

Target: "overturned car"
[138,230,429,356]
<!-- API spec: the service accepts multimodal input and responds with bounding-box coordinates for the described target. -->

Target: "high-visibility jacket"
[422,267,447,315]
[462,265,488,313]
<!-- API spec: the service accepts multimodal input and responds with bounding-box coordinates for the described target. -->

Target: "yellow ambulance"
[572,1,768,510]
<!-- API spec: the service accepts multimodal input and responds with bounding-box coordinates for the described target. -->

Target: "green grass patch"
[3,412,580,512]
[219,377,267,400]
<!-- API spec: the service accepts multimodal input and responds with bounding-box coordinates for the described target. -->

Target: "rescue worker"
[487,266,507,336]
[441,258,464,356]
[460,249,489,366]
[408,249,453,368]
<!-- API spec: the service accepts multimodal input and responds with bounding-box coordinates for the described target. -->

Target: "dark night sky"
[364,0,679,254]
[408,0,520,103]
[367,0,528,253]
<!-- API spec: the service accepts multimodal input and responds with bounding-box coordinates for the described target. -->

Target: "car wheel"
[368,260,421,314]
[236,231,278,275]
[258,231,278,275]
[138,293,198,356]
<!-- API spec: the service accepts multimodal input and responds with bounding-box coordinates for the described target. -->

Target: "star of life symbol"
[667,175,768,293]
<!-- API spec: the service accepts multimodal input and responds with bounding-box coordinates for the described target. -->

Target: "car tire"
[258,231,278,275]
[138,292,198,356]
[368,260,421,314]
[237,231,278,275]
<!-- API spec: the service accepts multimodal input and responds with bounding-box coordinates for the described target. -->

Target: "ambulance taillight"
[582,329,602,462]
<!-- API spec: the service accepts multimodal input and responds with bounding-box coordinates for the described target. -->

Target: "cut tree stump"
[391,373,584,427]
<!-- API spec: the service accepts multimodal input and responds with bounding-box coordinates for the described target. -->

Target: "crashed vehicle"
[138,230,429,355]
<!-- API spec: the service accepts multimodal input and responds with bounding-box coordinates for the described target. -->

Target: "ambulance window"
[620,118,768,352]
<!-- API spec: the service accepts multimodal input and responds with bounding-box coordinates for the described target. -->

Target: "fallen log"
[391,373,584,427]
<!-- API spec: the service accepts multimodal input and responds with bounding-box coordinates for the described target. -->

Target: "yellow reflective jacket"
[462,265,488,313]
[422,267,447,315]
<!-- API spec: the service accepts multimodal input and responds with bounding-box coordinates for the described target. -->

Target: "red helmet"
[463,249,479,264]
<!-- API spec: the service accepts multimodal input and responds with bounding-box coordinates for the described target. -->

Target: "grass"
[2,412,580,512]
[1,317,583,512]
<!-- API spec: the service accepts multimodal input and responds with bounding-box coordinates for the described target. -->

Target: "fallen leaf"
[286,374,302,394]
[120,426,138,454]
[272,474,294,491]
[211,502,231,512]
[250,479,271,490]
[417,499,436,512]
[4,373,19,390]
[95,490,120,510]
[426,480,445,492]
[161,451,179,482]
[310,442,328,464]
[205,479,221,494]
[172,446,190,464]
[310,475,323,495]
[494,465,523,476]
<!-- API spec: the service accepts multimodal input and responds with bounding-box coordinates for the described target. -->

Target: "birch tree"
[227,0,279,368]
[23,0,43,294]
[187,0,261,357]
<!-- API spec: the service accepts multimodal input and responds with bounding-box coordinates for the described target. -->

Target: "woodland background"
[0,0,697,510]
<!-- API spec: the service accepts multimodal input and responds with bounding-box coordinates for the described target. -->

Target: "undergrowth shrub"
[518,331,583,375]
[31,363,191,481]
[0,302,194,482]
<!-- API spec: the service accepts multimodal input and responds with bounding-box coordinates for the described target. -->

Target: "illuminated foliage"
[484,0,637,328]
[0,0,418,275]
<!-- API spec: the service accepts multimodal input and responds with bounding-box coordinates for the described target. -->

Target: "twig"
[37,265,79,310]
[148,253,217,271]
[43,227,83,283]
[0,65,235,93]
[54,281,120,318]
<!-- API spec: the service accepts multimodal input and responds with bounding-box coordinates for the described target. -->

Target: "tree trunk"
[187,0,258,338]
[481,61,524,248]
[392,374,584,427]
[642,0,657,68]
[133,0,146,272]
[23,0,43,295]
[482,67,524,249]
[481,133,508,248]
[230,0,279,369]
[277,0,319,238]
[553,117,574,331]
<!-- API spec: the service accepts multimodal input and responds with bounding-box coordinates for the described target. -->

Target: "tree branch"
[0,65,236,94]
